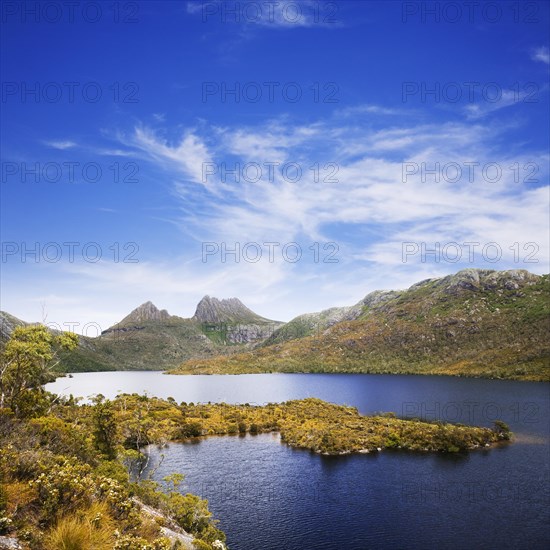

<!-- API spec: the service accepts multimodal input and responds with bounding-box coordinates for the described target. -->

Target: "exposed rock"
[359,289,402,309]
[439,269,539,295]
[0,312,27,342]
[117,301,171,325]
[159,526,195,549]
[446,268,482,292]
[132,498,195,549]
[2,269,545,377]
[226,323,281,344]
[0,537,22,550]
[192,296,284,344]
[193,296,270,324]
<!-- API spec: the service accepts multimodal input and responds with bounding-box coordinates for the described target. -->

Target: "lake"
[46,372,550,549]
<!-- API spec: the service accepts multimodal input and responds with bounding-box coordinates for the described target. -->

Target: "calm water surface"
[47,372,550,549]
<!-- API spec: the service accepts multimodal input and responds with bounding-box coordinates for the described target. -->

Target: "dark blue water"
[47,372,550,549]
[144,433,548,550]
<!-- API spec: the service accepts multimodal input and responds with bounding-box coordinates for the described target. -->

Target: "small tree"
[92,396,118,459]
[0,325,78,417]
[493,420,512,440]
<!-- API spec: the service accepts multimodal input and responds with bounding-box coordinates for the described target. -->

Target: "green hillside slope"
[171,269,550,381]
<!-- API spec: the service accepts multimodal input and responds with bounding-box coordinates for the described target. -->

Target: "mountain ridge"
[2,269,548,379]
[1,296,282,372]
[171,269,550,381]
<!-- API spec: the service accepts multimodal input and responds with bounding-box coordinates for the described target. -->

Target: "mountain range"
[0,296,283,372]
[1,269,548,380]
[172,269,549,381]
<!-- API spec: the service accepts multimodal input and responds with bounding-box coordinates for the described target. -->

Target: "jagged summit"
[117,301,171,325]
[193,296,269,324]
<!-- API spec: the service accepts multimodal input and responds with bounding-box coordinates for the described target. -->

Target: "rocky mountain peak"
[118,301,171,325]
[193,296,267,324]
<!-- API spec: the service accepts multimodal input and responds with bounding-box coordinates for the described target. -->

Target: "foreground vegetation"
[0,325,513,548]
[172,271,550,381]
[3,398,510,550]
[0,326,226,549]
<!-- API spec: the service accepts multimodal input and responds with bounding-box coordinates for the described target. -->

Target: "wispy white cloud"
[463,87,544,119]
[44,140,77,150]
[336,104,407,117]
[95,148,136,157]
[122,116,549,275]
[129,126,213,188]
[8,107,546,328]
[531,46,550,65]
[4,255,296,330]
[186,1,202,15]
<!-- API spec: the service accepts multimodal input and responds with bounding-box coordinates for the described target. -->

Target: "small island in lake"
[117,395,511,455]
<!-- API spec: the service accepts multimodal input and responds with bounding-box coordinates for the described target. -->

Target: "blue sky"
[1,0,549,333]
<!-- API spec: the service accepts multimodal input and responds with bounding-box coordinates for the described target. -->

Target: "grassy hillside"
[261,305,358,346]
[54,318,218,372]
[171,270,550,381]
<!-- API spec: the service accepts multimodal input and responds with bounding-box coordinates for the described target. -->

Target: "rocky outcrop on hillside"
[193,296,269,324]
[0,312,26,342]
[117,301,171,325]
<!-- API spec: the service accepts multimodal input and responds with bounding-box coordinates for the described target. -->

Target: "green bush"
[178,421,203,438]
